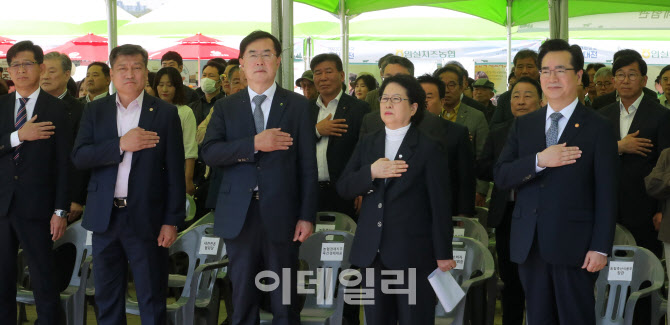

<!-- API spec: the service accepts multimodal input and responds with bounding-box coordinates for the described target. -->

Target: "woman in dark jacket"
[337,74,455,324]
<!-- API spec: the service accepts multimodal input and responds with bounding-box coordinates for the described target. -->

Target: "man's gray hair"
[594,67,613,79]
[43,52,72,73]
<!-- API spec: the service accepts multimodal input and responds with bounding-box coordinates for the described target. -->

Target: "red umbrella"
[0,37,16,59]
[148,33,240,61]
[47,33,109,62]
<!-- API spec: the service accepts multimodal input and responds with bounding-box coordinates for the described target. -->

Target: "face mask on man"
[201,77,218,94]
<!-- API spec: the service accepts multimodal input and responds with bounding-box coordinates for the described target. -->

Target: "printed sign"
[199,237,221,256]
[454,228,465,237]
[321,242,345,261]
[608,261,634,282]
[86,231,93,246]
[453,251,466,270]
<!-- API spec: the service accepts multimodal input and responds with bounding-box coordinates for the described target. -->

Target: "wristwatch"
[54,209,68,218]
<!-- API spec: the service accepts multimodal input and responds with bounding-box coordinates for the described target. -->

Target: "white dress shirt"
[10,88,41,148]
[315,90,343,181]
[115,91,144,198]
[535,98,579,172]
[385,123,411,161]
[619,93,644,139]
[248,83,277,191]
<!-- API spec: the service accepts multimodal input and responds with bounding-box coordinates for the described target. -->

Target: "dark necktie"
[253,95,267,134]
[14,97,29,161]
[546,112,563,147]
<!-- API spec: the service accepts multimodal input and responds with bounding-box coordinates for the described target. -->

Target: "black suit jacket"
[592,87,659,110]
[462,94,489,117]
[360,111,475,216]
[0,90,71,219]
[61,93,89,205]
[600,97,670,229]
[201,85,318,243]
[476,119,513,227]
[310,92,370,183]
[489,90,514,127]
[337,126,453,269]
[72,93,185,240]
[494,103,619,266]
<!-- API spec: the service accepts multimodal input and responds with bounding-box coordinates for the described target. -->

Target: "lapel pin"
[343,106,347,110]
[575,123,579,128]
[399,154,403,159]
[280,103,284,107]
[149,107,154,112]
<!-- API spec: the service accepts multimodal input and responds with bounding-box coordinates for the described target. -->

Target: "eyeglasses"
[9,61,38,71]
[615,73,640,81]
[445,82,459,90]
[244,53,276,62]
[539,67,575,78]
[379,95,409,104]
[595,81,612,87]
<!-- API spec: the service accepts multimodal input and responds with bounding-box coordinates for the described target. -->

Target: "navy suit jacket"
[476,119,513,227]
[201,85,318,243]
[600,97,670,229]
[0,90,71,219]
[72,93,185,240]
[310,92,370,183]
[494,103,619,266]
[337,125,453,270]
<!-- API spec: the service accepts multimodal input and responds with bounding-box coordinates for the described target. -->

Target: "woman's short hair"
[379,74,425,124]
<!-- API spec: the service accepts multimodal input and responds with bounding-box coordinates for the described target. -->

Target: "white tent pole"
[549,0,569,40]
[340,0,349,92]
[271,0,282,86]
[506,0,513,82]
[106,0,117,94]
[281,0,294,89]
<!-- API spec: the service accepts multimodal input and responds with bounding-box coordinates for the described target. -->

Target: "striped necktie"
[13,97,29,161]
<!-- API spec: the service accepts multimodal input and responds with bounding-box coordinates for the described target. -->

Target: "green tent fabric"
[297,0,670,27]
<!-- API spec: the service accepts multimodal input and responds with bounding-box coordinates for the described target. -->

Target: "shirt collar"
[88,91,108,103]
[619,92,644,115]
[115,90,144,110]
[248,83,277,103]
[316,89,344,109]
[16,88,41,101]
[385,123,411,139]
[546,98,579,121]
[58,89,68,99]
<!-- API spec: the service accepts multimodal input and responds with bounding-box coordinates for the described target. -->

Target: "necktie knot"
[20,97,30,107]
[550,112,562,123]
[253,95,267,108]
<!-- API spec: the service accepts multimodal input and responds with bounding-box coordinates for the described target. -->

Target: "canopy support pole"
[340,0,349,91]
[106,0,117,93]
[506,0,513,81]
[272,0,294,89]
[549,0,568,40]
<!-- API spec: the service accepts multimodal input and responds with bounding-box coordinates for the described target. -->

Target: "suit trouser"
[0,212,63,325]
[518,236,598,325]
[226,199,300,325]
[495,203,525,325]
[362,255,435,325]
[92,207,168,325]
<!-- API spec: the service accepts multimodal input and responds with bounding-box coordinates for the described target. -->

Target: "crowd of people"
[2,28,670,325]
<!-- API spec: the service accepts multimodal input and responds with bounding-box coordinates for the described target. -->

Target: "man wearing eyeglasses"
[592,49,659,110]
[0,40,70,324]
[600,55,670,259]
[201,30,317,325]
[495,39,618,324]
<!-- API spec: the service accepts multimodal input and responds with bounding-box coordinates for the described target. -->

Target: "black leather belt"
[252,191,260,200]
[318,181,331,189]
[113,197,128,208]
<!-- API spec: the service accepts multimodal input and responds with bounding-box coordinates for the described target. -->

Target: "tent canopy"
[298,0,670,26]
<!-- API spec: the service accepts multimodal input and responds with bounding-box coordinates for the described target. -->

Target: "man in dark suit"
[79,62,110,104]
[599,55,670,257]
[41,51,87,222]
[72,44,185,325]
[416,74,476,217]
[592,49,659,110]
[494,39,619,324]
[489,49,540,127]
[0,40,69,324]
[444,61,490,115]
[201,31,317,325]
[309,53,370,218]
[477,76,542,325]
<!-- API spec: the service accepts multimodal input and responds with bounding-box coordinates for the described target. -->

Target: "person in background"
[189,61,226,125]
[161,50,200,103]
[592,49,659,110]
[472,78,496,122]
[444,61,488,114]
[657,65,670,109]
[7,80,16,93]
[490,49,540,126]
[295,70,318,100]
[76,79,87,99]
[578,72,590,106]
[584,63,606,107]
[364,53,394,111]
[354,73,377,101]
[67,77,77,98]
[594,67,615,98]
[507,71,517,91]
[0,79,8,95]
[464,77,475,98]
[144,71,156,96]
[79,62,110,103]
[153,67,198,196]
[221,63,238,96]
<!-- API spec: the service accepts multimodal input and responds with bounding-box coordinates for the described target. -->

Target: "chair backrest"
[452,216,489,245]
[298,230,354,314]
[315,211,357,234]
[474,206,489,227]
[435,236,495,317]
[185,194,197,223]
[180,211,215,237]
[595,245,665,324]
[53,221,92,288]
[613,224,637,246]
[170,224,226,301]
